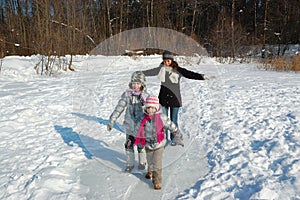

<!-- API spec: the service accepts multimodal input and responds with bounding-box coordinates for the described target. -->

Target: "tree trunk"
[106,0,113,37]
[231,0,235,58]
[191,0,197,33]
[263,0,269,45]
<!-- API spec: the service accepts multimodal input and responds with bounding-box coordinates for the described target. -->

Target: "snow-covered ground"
[0,55,299,200]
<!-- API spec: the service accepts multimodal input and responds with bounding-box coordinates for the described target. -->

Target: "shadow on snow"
[71,112,125,133]
[54,124,125,170]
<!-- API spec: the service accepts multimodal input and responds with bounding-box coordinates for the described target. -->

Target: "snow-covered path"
[0,55,299,199]
[70,56,210,199]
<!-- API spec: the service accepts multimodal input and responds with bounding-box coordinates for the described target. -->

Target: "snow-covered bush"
[33,55,75,76]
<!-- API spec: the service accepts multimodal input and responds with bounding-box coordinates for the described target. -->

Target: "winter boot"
[124,166,134,173]
[138,147,147,170]
[125,150,135,173]
[154,183,161,190]
[152,170,162,190]
[138,163,146,170]
[145,172,153,179]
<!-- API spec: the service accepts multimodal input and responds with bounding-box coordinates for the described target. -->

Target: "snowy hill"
[0,55,299,200]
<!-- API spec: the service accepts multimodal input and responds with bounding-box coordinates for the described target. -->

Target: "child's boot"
[154,183,161,190]
[124,166,134,173]
[145,171,153,179]
[125,150,134,173]
[138,147,147,170]
[152,170,162,190]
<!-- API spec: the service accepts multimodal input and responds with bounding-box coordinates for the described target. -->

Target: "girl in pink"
[134,96,183,190]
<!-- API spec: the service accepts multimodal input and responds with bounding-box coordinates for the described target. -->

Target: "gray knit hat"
[129,71,146,90]
[162,50,174,61]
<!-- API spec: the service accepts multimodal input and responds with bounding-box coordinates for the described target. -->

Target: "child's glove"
[171,130,184,147]
[107,123,113,131]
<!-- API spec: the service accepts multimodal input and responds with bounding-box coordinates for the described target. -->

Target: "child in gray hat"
[107,71,149,173]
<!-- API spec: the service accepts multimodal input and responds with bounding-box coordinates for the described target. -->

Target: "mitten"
[171,130,184,147]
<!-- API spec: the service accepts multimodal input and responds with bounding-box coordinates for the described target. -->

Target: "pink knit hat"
[145,96,160,110]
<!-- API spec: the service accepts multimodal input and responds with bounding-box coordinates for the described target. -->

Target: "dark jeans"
[161,106,179,140]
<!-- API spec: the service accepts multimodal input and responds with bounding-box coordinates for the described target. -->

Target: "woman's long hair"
[161,60,179,71]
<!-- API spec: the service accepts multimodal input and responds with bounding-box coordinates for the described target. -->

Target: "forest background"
[0,0,299,58]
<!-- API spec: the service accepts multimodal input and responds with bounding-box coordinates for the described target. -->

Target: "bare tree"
[231,0,235,58]
[263,0,269,45]
[0,0,299,57]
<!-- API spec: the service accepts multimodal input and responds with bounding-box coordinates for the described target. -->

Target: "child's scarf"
[125,88,141,96]
[125,89,147,101]
[134,113,164,146]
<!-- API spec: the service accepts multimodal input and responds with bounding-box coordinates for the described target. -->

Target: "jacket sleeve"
[177,67,205,80]
[160,112,178,133]
[108,93,127,126]
[140,65,162,76]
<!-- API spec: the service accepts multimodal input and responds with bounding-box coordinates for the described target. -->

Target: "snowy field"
[0,55,299,200]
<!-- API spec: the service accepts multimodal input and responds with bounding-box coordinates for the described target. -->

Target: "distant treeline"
[0,0,299,57]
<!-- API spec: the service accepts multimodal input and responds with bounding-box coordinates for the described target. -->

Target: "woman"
[140,50,207,144]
